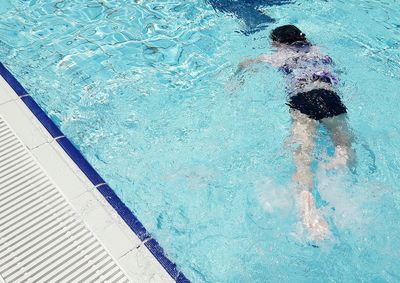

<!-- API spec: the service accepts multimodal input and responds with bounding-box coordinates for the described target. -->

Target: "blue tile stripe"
[143,239,191,282]
[57,137,106,186]
[0,61,190,283]
[97,184,150,242]
[0,62,28,96]
[21,95,64,138]
[145,239,179,278]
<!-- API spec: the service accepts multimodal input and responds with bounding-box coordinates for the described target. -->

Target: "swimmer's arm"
[229,54,279,93]
[237,54,274,71]
[235,53,283,76]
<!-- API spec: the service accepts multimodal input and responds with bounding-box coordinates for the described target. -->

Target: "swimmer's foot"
[320,146,350,170]
[298,190,330,241]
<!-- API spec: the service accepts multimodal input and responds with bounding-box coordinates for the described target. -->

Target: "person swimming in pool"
[237,25,354,240]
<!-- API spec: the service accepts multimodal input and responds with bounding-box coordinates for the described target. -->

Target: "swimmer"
[237,25,354,240]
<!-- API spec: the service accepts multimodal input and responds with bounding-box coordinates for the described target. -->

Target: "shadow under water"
[207,0,293,34]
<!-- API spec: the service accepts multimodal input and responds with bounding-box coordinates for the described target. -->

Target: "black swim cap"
[270,25,307,44]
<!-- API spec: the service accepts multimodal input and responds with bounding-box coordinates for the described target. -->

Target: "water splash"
[255,177,294,214]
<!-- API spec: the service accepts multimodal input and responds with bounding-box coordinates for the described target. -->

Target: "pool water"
[1,0,400,282]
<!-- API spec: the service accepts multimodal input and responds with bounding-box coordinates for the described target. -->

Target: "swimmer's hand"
[225,72,245,94]
[225,60,253,94]
[235,59,258,75]
[238,59,255,71]
[228,55,274,94]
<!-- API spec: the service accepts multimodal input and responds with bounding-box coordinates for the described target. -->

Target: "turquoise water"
[1,0,400,281]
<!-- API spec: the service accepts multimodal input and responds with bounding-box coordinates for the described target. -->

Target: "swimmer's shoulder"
[258,49,294,67]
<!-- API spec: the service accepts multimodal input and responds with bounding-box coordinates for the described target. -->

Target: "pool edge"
[0,61,191,283]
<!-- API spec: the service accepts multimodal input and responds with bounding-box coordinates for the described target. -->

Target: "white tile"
[69,191,112,228]
[0,75,18,105]
[119,246,175,283]
[93,222,141,259]
[0,100,52,148]
[47,139,96,192]
[30,141,90,200]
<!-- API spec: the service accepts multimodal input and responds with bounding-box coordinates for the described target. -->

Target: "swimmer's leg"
[290,110,329,240]
[321,114,355,169]
[290,110,317,189]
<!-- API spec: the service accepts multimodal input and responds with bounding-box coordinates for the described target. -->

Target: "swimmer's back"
[271,44,339,95]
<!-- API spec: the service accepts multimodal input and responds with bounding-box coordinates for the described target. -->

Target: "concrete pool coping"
[0,62,190,282]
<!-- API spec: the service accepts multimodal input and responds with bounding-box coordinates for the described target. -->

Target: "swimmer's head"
[270,25,308,46]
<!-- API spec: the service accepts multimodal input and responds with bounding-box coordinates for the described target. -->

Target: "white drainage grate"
[0,116,129,283]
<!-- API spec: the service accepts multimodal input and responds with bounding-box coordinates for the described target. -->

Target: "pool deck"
[0,63,188,282]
